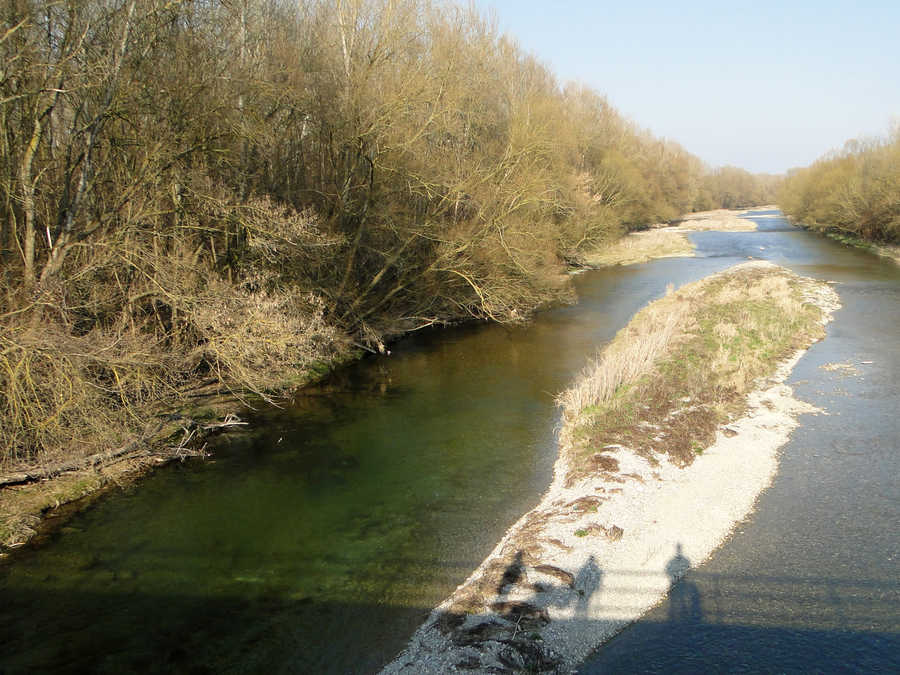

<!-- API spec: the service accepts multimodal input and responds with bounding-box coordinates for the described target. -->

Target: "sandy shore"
[666,208,759,232]
[580,208,760,268]
[579,228,694,267]
[382,263,839,674]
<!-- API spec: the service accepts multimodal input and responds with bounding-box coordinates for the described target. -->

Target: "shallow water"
[1,213,898,673]
[580,212,900,673]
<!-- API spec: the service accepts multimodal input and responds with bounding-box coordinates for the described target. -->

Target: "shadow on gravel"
[432,544,899,675]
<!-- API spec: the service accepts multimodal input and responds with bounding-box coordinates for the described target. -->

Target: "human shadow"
[494,551,604,621]
[574,555,603,618]
[497,551,525,596]
[665,542,703,623]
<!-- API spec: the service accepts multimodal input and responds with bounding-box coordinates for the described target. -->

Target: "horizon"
[475,0,900,175]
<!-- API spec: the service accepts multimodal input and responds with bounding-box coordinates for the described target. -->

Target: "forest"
[779,128,900,243]
[1,0,775,469]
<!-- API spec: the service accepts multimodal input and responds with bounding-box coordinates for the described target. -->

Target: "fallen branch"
[0,420,166,488]
[0,413,245,488]
[200,413,247,430]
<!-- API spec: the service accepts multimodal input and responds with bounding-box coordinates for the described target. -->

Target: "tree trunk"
[19,116,43,291]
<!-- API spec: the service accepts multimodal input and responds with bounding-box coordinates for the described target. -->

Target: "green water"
[5,261,729,674]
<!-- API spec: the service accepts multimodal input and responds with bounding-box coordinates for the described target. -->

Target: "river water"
[1,212,897,673]
[579,212,900,673]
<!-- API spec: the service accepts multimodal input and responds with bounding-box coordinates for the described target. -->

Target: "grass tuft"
[558,262,828,479]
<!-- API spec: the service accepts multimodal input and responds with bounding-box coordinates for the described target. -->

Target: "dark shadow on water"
[580,621,900,674]
[578,546,899,673]
[423,545,897,675]
[0,585,431,675]
[2,559,898,674]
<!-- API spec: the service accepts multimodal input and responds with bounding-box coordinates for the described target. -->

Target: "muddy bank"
[382,263,839,673]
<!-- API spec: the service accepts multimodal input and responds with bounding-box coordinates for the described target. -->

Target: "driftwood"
[0,414,246,488]
[199,413,247,431]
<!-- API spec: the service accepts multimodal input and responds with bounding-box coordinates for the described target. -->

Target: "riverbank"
[668,207,763,232]
[818,230,900,265]
[0,394,247,550]
[382,262,839,673]
[0,208,760,554]
[776,213,900,265]
[0,356,359,552]
[579,208,759,267]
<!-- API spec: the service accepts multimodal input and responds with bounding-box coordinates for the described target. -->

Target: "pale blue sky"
[474,0,900,173]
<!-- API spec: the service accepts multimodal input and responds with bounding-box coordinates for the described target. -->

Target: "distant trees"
[779,130,900,243]
[696,167,780,211]
[0,0,776,467]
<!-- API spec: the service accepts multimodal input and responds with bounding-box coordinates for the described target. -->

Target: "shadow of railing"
[425,544,899,674]
[1,555,898,674]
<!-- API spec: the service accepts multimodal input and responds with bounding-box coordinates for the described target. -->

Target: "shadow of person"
[574,555,603,618]
[497,551,525,596]
[665,543,691,582]
[665,543,703,623]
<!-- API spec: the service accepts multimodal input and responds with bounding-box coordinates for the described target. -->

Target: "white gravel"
[382,270,840,674]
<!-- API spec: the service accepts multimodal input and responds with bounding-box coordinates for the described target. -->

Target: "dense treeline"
[695,167,780,211]
[779,129,900,243]
[1,0,769,467]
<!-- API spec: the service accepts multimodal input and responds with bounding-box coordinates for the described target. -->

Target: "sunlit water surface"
[1,213,897,673]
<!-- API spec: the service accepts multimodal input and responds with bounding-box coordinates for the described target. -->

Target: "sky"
[473,0,900,174]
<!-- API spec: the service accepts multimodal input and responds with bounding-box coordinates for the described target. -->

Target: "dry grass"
[0,214,348,474]
[558,263,828,477]
[557,286,691,416]
[581,229,694,267]
[0,288,343,474]
[0,324,162,470]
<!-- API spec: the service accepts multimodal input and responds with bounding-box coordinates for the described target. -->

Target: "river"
[1,211,897,673]
[579,211,900,672]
